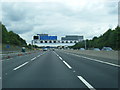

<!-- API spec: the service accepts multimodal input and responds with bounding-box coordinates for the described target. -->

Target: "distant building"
[61,35,84,41]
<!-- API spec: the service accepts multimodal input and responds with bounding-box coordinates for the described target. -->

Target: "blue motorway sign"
[40,36,57,40]
[6,45,10,48]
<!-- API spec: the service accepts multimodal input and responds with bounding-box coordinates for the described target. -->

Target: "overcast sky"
[1,0,119,44]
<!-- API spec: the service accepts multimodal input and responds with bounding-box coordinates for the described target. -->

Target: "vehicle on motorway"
[101,47,113,51]
[21,47,26,52]
[93,48,100,51]
[80,48,85,50]
[43,48,48,51]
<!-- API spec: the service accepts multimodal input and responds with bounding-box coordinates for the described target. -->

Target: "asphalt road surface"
[2,50,119,89]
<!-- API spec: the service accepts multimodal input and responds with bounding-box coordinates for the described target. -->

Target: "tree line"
[1,23,120,50]
[1,24,40,49]
[2,24,27,47]
[71,26,120,50]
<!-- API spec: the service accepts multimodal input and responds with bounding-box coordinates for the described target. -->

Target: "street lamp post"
[85,39,87,50]
[31,40,34,49]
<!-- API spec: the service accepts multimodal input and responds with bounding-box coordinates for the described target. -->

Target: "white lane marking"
[40,52,46,56]
[59,56,63,61]
[77,76,96,90]
[6,58,12,60]
[41,53,45,56]
[53,51,60,57]
[63,61,72,69]
[73,70,76,73]
[81,56,120,68]
[53,51,63,61]
[65,52,120,68]
[31,52,46,61]
[1,58,13,62]
[31,57,37,61]
[54,51,72,69]
[37,55,40,58]
[13,62,29,71]
[41,52,47,55]
[53,51,57,55]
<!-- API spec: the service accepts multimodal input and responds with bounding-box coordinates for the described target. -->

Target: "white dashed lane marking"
[63,60,72,69]
[54,51,72,69]
[31,57,37,61]
[77,76,96,90]
[55,51,96,89]
[59,56,63,61]
[13,52,46,70]
[13,62,29,71]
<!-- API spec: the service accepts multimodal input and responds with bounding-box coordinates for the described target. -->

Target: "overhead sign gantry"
[32,34,83,45]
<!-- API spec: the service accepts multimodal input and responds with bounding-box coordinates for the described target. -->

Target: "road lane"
[61,50,119,65]
[55,50,119,88]
[65,52,120,67]
[2,51,45,78]
[3,50,87,88]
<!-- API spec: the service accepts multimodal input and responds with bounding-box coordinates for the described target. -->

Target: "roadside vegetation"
[2,23,120,50]
[2,24,27,46]
[1,24,39,51]
[71,26,120,50]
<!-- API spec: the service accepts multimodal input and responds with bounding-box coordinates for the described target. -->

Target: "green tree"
[2,24,27,46]
[72,26,120,50]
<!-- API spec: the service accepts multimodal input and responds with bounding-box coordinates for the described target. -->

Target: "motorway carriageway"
[1,50,119,89]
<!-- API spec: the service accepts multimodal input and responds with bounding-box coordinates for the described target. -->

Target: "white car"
[93,48,100,51]
[80,48,85,50]
[102,47,113,51]
[43,48,48,51]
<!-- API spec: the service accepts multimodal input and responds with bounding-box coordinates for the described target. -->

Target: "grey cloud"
[2,3,27,22]
[2,2,35,34]
[105,2,118,15]
[11,26,33,34]
[1,1,118,43]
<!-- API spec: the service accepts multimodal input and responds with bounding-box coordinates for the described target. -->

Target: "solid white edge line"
[81,56,120,67]
[66,52,120,68]
[77,76,96,90]
[13,62,29,71]
[63,61,72,69]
